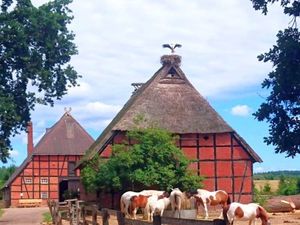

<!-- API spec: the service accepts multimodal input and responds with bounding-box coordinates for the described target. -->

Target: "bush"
[42,212,52,224]
[277,176,300,196]
[253,187,269,206]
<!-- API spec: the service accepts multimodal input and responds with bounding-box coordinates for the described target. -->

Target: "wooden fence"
[47,199,225,225]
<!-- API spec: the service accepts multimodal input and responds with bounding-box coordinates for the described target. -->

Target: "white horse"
[147,192,170,221]
[169,188,185,218]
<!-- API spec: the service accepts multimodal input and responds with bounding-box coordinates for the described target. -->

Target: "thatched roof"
[2,112,94,189]
[34,112,94,155]
[79,54,262,166]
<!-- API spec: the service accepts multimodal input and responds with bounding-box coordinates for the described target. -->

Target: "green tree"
[0,165,16,199]
[250,0,300,158]
[81,127,203,193]
[0,0,80,163]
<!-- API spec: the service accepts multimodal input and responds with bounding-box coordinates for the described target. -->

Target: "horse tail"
[226,194,231,205]
[120,197,125,215]
[222,204,230,225]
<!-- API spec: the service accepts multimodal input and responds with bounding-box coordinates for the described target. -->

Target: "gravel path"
[0,207,49,225]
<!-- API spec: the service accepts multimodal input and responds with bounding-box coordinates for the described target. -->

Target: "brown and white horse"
[120,191,140,218]
[189,189,231,219]
[223,202,271,225]
[130,195,151,219]
[120,190,165,219]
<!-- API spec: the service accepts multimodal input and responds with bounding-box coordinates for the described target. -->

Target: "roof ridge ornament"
[64,107,72,115]
[162,43,182,54]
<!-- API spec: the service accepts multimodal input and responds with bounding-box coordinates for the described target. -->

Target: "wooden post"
[81,206,86,225]
[76,201,80,225]
[116,210,125,225]
[92,206,98,225]
[153,215,161,225]
[102,209,109,225]
[213,219,226,225]
[67,200,72,225]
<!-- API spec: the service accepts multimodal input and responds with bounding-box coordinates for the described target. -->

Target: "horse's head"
[185,189,198,198]
[193,195,204,207]
[257,206,270,225]
[158,191,170,199]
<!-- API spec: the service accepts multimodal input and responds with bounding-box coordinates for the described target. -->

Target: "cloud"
[254,166,265,173]
[9,0,292,168]
[9,149,19,157]
[231,105,252,117]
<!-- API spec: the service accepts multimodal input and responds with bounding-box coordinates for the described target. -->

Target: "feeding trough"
[163,209,197,219]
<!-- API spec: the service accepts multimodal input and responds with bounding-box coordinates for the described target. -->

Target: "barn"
[79,53,262,208]
[2,111,94,207]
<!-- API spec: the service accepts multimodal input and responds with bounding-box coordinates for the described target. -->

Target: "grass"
[254,180,280,192]
[0,208,4,218]
[42,212,52,224]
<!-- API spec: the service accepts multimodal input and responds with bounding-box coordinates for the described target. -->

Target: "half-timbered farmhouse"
[2,112,94,207]
[79,53,262,208]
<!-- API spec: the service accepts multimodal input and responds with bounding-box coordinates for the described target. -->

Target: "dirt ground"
[267,210,300,225]
[0,206,49,225]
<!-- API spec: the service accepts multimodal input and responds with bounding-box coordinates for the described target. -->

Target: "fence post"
[76,200,81,225]
[213,219,226,225]
[81,206,86,225]
[116,210,125,225]
[153,215,161,225]
[92,206,98,225]
[102,209,109,225]
[67,200,73,225]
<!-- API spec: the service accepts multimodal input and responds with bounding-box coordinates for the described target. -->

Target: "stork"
[162,43,182,53]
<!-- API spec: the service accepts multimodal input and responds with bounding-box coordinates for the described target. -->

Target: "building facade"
[79,53,262,208]
[2,112,94,207]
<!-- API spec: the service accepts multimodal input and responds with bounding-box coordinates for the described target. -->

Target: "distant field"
[254,179,280,192]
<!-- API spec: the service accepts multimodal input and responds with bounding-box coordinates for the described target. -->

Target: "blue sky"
[1,0,300,172]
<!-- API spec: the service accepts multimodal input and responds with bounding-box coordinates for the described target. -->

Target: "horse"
[120,190,166,219]
[223,202,271,225]
[120,191,140,218]
[147,192,170,221]
[169,188,185,218]
[189,189,230,219]
[130,195,151,219]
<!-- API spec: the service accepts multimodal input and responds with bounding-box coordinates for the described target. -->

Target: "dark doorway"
[59,180,68,202]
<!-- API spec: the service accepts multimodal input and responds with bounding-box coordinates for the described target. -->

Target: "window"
[68,162,76,176]
[41,178,48,184]
[24,178,32,184]
[41,192,48,199]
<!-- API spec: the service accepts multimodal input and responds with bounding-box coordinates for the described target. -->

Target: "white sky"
[3,0,300,172]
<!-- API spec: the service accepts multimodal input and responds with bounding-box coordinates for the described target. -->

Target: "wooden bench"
[18,199,42,207]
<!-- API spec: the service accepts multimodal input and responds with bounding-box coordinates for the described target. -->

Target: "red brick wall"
[9,155,81,207]
[88,131,255,207]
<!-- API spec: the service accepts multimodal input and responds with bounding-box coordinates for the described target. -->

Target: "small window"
[41,192,48,199]
[68,162,76,176]
[41,178,48,184]
[24,178,32,184]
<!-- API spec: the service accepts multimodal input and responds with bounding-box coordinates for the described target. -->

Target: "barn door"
[59,180,68,202]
